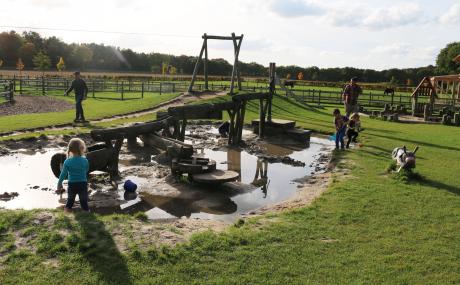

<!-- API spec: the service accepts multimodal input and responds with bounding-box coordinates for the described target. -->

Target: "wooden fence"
[2,76,418,108]
[0,81,14,103]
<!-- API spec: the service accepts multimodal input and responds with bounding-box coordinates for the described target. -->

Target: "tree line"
[0,30,459,85]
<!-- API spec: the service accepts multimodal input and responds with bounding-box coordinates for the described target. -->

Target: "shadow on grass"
[414,178,460,196]
[368,132,460,152]
[74,212,132,285]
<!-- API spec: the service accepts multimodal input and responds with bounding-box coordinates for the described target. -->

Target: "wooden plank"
[232,92,269,101]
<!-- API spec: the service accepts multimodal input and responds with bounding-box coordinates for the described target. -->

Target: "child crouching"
[346,113,361,148]
[57,138,90,212]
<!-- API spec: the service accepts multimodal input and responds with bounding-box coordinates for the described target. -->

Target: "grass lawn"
[1,95,460,284]
[0,92,180,133]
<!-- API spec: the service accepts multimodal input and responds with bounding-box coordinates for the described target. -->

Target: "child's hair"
[351,113,360,120]
[67,138,86,157]
[333,109,341,115]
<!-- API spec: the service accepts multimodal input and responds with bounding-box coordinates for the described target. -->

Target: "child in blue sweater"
[333,109,348,150]
[57,138,90,212]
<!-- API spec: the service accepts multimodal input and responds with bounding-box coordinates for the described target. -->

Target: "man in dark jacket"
[342,77,362,117]
[65,71,88,123]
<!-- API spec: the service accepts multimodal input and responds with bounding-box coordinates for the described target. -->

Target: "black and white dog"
[391,145,419,172]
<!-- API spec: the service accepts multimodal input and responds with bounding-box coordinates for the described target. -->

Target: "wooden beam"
[188,40,206,92]
[203,35,243,40]
[90,118,172,141]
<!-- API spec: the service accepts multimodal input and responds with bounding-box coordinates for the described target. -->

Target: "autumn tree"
[56,57,66,72]
[16,58,25,77]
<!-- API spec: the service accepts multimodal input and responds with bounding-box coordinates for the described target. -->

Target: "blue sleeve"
[57,161,69,187]
[85,158,89,173]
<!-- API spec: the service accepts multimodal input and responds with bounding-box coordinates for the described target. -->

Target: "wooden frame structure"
[430,75,460,106]
[188,33,244,95]
[411,77,437,116]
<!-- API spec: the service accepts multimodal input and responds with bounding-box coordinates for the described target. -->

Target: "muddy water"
[0,136,334,222]
[161,137,333,221]
[0,149,61,209]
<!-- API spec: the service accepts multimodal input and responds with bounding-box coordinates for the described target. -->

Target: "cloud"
[439,3,460,24]
[370,43,439,63]
[325,2,423,30]
[270,0,323,18]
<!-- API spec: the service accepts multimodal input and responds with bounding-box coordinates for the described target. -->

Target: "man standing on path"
[65,71,88,123]
[342,77,362,117]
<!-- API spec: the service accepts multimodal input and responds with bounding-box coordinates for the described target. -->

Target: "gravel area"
[0,95,73,116]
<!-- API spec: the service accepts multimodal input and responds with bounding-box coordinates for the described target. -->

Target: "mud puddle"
[0,128,334,222]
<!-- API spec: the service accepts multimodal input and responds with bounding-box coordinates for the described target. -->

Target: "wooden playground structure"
[188,33,244,95]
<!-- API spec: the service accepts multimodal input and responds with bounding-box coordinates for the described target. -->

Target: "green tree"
[73,44,93,69]
[436,42,460,74]
[32,51,51,75]
[18,42,36,67]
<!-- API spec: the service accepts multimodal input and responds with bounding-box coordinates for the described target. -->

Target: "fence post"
[9,82,14,103]
[141,82,144,98]
[92,80,95,97]
[318,90,321,105]
[42,76,45,96]
[121,81,124,100]
[160,82,162,95]
[19,76,22,94]
[369,92,372,107]
[391,92,394,106]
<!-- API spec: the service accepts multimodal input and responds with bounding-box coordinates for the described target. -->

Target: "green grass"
[0,92,179,133]
[1,95,460,284]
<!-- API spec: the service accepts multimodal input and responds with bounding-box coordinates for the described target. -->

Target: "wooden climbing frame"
[188,33,244,95]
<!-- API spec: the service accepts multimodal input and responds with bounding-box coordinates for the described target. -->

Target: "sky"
[1,0,460,70]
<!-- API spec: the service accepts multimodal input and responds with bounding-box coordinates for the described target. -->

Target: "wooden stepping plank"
[192,170,240,184]
[252,119,296,129]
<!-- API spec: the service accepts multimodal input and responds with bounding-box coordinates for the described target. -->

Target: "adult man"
[65,71,88,123]
[342,77,362,117]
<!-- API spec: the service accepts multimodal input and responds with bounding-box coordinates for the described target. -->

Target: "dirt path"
[0,91,227,137]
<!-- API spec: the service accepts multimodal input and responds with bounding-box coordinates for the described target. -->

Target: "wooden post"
[236,35,243,90]
[160,82,162,95]
[141,82,144,98]
[234,102,241,144]
[237,101,247,143]
[188,39,206,92]
[228,109,236,145]
[92,80,95,97]
[42,76,45,95]
[259,98,265,138]
[180,119,187,141]
[121,81,124,100]
[204,34,209,90]
[268,62,276,122]
[230,33,243,95]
